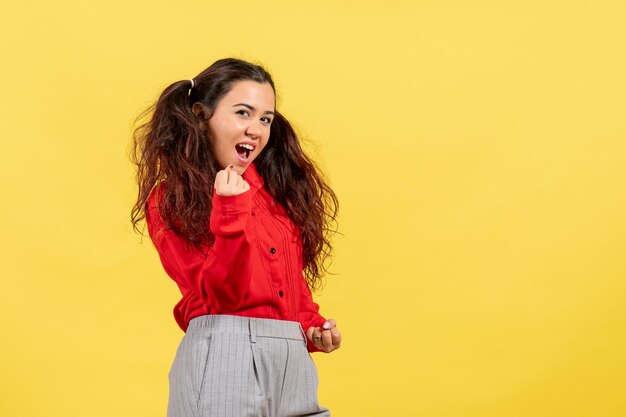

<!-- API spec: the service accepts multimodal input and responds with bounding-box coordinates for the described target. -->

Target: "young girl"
[131,58,341,417]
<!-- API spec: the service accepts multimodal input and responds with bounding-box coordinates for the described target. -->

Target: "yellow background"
[1,1,625,416]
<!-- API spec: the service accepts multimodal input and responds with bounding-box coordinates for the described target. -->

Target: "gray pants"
[167,314,331,417]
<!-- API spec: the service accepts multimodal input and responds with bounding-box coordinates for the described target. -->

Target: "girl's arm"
[299,276,327,353]
[146,187,255,312]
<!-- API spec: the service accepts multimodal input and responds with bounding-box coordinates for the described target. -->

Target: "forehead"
[221,80,275,109]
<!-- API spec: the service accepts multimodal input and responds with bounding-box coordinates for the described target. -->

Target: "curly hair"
[130,58,339,291]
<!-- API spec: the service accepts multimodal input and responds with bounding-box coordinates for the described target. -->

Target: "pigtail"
[130,80,215,248]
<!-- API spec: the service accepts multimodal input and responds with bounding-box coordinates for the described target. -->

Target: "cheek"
[208,116,237,140]
[257,142,269,156]
[208,124,233,148]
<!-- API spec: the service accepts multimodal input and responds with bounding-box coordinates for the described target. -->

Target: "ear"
[191,102,209,130]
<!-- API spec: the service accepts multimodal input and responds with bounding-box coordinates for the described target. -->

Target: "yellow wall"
[1,1,625,416]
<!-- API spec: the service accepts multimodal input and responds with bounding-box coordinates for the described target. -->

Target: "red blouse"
[145,162,327,352]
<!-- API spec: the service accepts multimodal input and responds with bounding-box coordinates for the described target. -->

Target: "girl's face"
[203,80,275,175]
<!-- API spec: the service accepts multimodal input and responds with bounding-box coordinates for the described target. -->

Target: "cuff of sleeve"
[209,189,253,236]
[212,188,253,215]
[302,316,327,353]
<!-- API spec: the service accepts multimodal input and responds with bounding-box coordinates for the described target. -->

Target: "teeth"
[238,143,255,150]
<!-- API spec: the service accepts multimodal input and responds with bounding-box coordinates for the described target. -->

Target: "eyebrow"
[232,103,275,115]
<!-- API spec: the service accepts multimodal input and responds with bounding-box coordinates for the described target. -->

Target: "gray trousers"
[167,314,331,417]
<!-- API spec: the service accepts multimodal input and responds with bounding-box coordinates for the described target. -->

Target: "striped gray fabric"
[167,314,331,417]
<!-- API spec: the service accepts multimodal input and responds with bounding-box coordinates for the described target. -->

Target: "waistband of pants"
[187,314,307,346]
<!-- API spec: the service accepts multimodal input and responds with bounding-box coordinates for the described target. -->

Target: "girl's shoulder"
[145,181,168,227]
[147,181,166,208]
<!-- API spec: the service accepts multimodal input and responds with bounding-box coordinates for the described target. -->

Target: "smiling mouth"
[235,143,255,160]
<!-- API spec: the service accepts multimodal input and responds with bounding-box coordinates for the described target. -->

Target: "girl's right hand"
[306,319,342,353]
[214,165,250,196]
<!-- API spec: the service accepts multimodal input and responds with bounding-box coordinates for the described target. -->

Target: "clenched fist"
[306,319,342,353]
[214,165,250,196]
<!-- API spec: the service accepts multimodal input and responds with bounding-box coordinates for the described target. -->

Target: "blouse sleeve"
[298,276,327,353]
[145,186,256,312]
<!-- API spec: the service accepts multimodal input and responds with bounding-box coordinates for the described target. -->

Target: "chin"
[232,162,249,174]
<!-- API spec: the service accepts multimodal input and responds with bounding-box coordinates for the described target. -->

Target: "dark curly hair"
[130,57,339,291]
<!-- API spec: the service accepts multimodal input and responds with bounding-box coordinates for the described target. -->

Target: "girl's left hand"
[306,319,341,353]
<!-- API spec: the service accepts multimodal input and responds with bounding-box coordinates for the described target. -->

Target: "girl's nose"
[246,121,262,137]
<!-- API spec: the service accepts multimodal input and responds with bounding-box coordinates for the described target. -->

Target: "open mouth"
[235,143,255,160]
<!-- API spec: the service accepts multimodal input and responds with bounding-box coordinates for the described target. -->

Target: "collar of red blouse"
[242,161,264,191]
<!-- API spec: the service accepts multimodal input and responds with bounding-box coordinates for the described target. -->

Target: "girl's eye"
[236,110,271,124]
